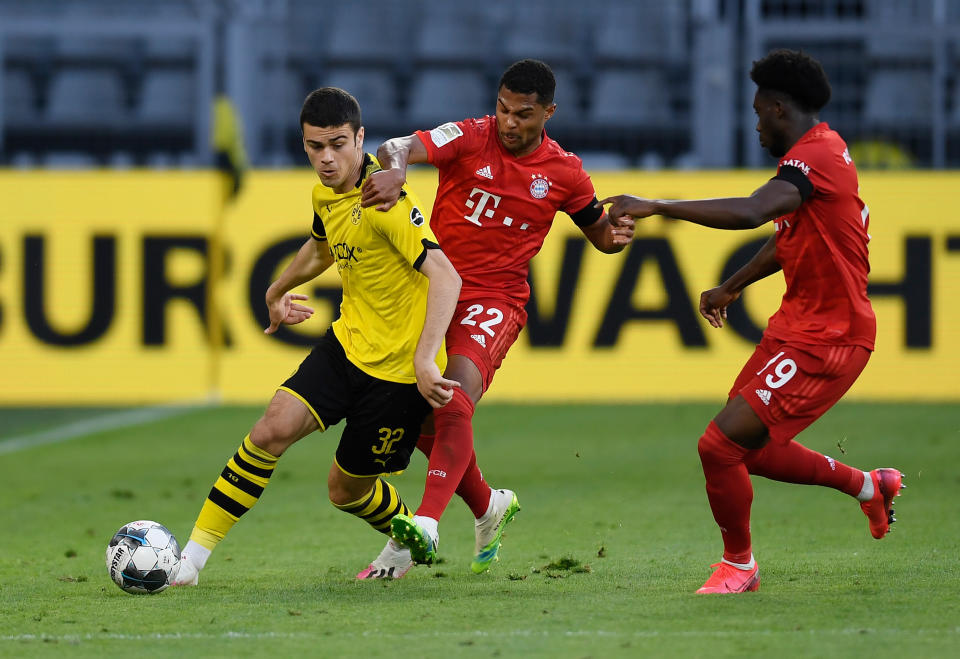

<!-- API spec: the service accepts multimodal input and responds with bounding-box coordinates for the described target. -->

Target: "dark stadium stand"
[0,0,958,168]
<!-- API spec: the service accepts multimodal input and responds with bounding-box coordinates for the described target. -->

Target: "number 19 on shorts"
[756,351,798,389]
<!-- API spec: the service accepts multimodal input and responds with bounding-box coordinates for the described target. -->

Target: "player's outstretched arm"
[600,179,802,231]
[413,249,462,408]
[580,211,636,254]
[700,235,780,328]
[360,135,430,211]
[263,238,331,334]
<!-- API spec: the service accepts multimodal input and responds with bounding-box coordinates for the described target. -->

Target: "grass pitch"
[1,402,958,658]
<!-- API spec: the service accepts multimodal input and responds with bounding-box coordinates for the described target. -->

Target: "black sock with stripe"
[334,478,410,534]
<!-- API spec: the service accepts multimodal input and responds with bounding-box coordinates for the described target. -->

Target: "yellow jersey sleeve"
[369,189,440,270]
[310,209,327,241]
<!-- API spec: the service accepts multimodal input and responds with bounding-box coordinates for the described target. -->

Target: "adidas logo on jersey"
[470,334,487,347]
[755,389,771,406]
[475,165,493,179]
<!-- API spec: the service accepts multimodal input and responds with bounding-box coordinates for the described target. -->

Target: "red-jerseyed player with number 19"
[602,49,903,594]
[356,59,634,578]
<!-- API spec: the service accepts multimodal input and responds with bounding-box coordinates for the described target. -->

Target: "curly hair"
[498,59,556,106]
[300,87,361,134]
[750,49,831,112]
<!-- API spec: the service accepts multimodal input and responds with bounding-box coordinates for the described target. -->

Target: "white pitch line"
[2,628,959,642]
[0,402,212,456]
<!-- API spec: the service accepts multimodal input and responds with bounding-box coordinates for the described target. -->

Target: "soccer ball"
[105,520,181,594]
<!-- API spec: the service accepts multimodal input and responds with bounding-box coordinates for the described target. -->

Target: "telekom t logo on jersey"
[463,187,530,230]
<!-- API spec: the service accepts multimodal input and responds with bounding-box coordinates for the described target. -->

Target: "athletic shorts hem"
[333,456,405,479]
[277,385,327,432]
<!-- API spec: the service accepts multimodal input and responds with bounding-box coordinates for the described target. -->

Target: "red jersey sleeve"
[561,159,598,216]
[415,117,486,169]
[774,139,839,203]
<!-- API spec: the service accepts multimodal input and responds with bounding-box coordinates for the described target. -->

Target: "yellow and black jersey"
[311,153,446,383]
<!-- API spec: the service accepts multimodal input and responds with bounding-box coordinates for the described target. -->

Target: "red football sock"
[416,432,491,518]
[416,433,436,457]
[744,439,864,496]
[698,421,753,565]
[416,388,475,520]
[456,451,492,518]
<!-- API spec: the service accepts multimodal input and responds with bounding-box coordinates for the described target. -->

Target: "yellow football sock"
[189,435,278,550]
[334,478,410,534]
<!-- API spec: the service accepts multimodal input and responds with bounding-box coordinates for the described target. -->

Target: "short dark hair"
[750,49,831,113]
[498,59,556,106]
[299,87,361,134]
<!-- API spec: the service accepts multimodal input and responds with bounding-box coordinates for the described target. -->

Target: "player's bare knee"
[327,472,370,507]
[249,416,298,457]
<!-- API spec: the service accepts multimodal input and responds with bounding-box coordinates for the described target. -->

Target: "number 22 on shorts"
[459,304,503,337]
[756,351,798,389]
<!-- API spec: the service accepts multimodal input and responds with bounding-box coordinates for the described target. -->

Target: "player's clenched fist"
[415,360,461,408]
[360,169,406,211]
[599,194,658,223]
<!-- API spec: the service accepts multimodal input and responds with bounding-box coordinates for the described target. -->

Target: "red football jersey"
[766,123,876,349]
[415,116,597,305]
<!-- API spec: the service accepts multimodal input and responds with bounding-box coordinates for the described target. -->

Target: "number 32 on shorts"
[756,351,798,389]
[460,304,503,337]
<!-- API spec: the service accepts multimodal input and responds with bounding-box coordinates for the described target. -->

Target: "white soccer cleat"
[471,488,520,574]
[171,553,199,586]
[356,538,414,579]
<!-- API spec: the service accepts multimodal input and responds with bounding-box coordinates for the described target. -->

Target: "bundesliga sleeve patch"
[410,206,425,227]
[429,122,463,148]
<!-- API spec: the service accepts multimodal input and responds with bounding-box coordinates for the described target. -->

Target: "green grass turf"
[0,403,958,658]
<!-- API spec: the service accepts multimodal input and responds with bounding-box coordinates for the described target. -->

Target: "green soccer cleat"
[391,514,438,565]
[471,489,520,574]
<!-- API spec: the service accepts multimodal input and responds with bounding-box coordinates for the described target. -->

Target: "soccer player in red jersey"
[357,59,634,576]
[602,49,903,594]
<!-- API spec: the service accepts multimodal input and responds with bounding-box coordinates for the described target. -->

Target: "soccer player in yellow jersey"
[174,88,461,585]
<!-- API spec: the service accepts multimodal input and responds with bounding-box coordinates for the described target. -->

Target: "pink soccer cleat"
[860,468,904,539]
[356,539,413,580]
[695,561,760,594]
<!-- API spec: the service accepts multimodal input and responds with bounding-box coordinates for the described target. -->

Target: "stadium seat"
[951,83,960,126]
[2,69,36,125]
[867,33,930,61]
[547,69,584,128]
[412,0,502,66]
[868,0,935,23]
[501,1,587,68]
[138,71,195,125]
[587,70,671,127]
[320,69,398,128]
[593,0,685,65]
[43,151,98,168]
[56,35,140,62]
[322,0,412,65]
[145,35,196,62]
[407,70,489,128]
[577,150,630,170]
[46,70,126,124]
[864,70,932,125]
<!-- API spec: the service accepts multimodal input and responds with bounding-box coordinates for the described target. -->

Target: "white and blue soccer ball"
[105,520,181,594]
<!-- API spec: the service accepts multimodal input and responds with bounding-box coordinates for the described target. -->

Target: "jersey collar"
[355,153,379,188]
[797,121,830,146]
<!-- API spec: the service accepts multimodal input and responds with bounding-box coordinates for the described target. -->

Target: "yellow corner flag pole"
[207,95,248,401]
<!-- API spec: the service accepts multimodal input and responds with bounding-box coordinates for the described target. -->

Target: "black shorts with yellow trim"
[279,329,430,478]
